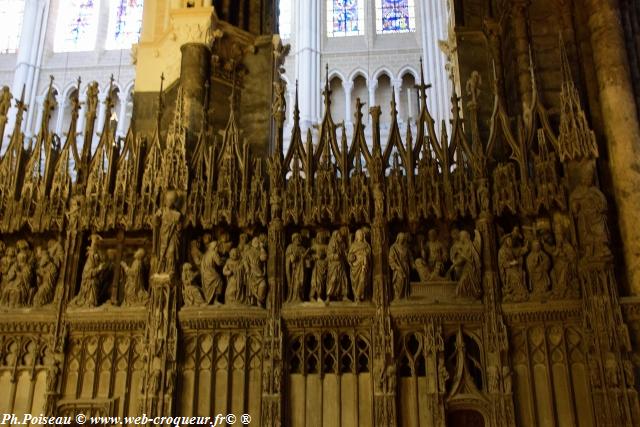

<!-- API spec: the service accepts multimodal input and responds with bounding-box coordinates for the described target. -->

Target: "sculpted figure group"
[285,228,371,303]
[389,228,482,301]
[0,238,63,309]
[183,232,269,308]
[498,219,580,303]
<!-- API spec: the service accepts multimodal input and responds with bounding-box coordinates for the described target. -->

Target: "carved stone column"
[139,274,179,419]
[584,0,640,295]
[180,43,211,152]
[510,0,532,114]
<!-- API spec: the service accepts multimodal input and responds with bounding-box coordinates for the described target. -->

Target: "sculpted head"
[428,229,438,241]
[292,233,301,244]
[164,190,178,208]
[229,248,239,260]
[355,229,365,242]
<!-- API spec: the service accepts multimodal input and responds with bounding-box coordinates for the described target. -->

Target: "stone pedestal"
[585,0,640,295]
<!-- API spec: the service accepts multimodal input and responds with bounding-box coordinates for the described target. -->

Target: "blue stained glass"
[328,0,364,37]
[106,0,144,49]
[376,0,416,34]
[55,0,100,52]
[69,0,96,44]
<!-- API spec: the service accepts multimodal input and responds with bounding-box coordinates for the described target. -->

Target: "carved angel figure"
[181,263,206,307]
[33,249,59,307]
[223,248,245,304]
[389,233,411,301]
[69,236,108,308]
[286,233,308,303]
[327,230,349,301]
[245,237,268,307]
[348,229,371,302]
[450,230,482,300]
[526,240,551,300]
[201,241,225,305]
[498,235,529,302]
[121,248,149,307]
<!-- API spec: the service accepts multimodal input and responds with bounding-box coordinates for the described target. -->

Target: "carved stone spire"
[322,63,332,115]
[557,34,598,161]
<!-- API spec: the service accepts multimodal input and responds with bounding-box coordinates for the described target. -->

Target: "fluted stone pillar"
[511,0,532,113]
[180,43,211,151]
[585,0,640,294]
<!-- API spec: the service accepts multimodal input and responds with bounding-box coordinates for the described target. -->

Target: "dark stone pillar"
[180,43,211,152]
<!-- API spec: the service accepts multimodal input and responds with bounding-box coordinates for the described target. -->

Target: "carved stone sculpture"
[245,237,268,307]
[327,230,349,301]
[570,166,612,259]
[121,249,149,307]
[69,236,108,308]
[285,233,307,303]
[309,232,329,302]
[499,234,529,302]
[348,228,371,302]
[181,263,206,307]
[545,227,578,299]
[201,241,225,305]
[451,230,482,300]
[389,233,411,301]
[526,240,551,300]
[33,248,59,307]
[223,248,245,304]
[1,251,33,308]
[154,190,182,277]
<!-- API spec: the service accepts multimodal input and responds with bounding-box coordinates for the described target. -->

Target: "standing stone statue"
[327,230,349,301]
[569,167,612,259]
[526,240,551,300]
[1,252,33,308]
[33,249,59,307]
[223,248,245,304]
[70,236,108,308]
[544,227,578,299]
[499,235,529,302]
[121,248,149,307]
[181,263,206,307]
[285,233,308,302]
[201,241,225,305]
[309,232,329,302]
[451,230,482,300]
[154,190,182,277]
[389,233,411,301]
[348,229,371,302]
[449,228,464,279]
[244,237,268,307]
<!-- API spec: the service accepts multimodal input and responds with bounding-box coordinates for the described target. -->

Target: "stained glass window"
[54,0,100,52]
[376,0,416,34]
[327,0,364,38]
[106,0,144,50]
[0,0,25,54]
[278,0,292,40]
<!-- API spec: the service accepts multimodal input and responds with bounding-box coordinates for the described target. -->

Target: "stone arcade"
[1,1,640,427]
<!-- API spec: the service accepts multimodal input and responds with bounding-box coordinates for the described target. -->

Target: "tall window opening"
[0,0,25,54]
[106,0,144,50]
[278,0,292,40]
[375,0,416,34]
[54,0,101,52]
[327,0,364,38]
